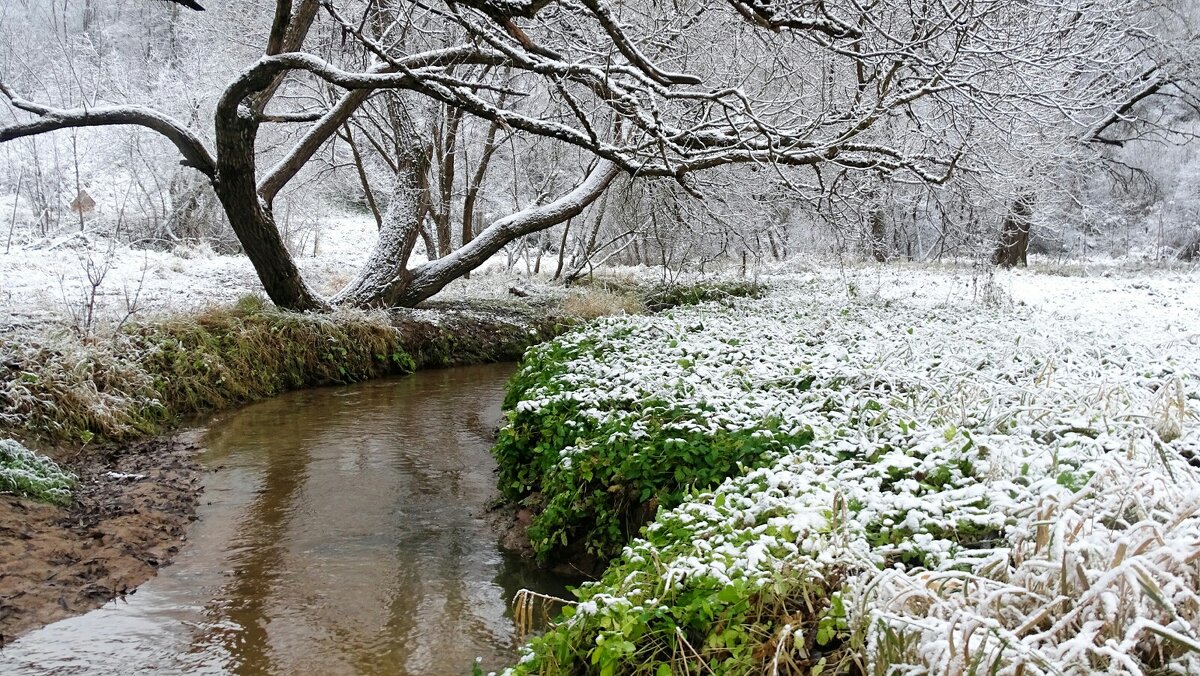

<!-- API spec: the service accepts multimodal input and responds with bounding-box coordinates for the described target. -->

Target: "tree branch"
[0,83,216,177]
[397,160,620,305]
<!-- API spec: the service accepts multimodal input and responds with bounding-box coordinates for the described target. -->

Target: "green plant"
[640,280,767,313]
[0,439,75,505]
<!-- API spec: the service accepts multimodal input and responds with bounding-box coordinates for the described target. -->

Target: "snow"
[0,213,552,336]
[502,264,1200,674]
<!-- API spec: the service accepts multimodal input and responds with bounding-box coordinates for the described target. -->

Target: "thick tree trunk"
[330,170,424,308]
[993,193,1035,268]
[212,105,327,312]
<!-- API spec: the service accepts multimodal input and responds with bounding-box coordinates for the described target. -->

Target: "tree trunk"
[331,170,424,307]
[553,218,572,280]
[993,193,1035,268]
[213,97,326,312]
[869,205,888,263]
[431,106,462,258]
[341,124,383,229]
[1179,231,1200,261]
[394,161,619,306]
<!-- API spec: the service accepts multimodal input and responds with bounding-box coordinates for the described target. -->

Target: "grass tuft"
[560,288,644,320]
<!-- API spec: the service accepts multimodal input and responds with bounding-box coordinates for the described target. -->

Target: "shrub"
[640,280,766,312]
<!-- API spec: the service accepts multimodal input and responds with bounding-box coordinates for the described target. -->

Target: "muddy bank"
[486,498,605,581]
[0,433,200,645]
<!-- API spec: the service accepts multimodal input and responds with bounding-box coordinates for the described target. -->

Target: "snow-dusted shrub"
[640,279,767,312]
[0,439,74,505]
[500,275,1200,674]
[495,326,813,561]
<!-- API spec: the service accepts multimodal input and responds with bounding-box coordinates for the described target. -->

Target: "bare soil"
[487,496,604,580]
[0,432,201,646]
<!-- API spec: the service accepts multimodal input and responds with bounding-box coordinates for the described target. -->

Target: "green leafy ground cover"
[496,275,1200,675]
[0,438,74,505]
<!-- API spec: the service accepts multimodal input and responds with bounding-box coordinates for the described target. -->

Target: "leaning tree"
[0,0,1169,310]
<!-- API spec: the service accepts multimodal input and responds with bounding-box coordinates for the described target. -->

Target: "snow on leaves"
[503,273,1200,674]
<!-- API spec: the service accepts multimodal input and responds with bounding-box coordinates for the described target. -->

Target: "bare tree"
[1,0,1182,309]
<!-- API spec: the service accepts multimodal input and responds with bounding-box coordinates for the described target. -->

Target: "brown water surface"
[0,363,569,675]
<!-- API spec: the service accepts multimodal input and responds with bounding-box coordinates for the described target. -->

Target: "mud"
[0,433,200,646]
[487,497,604,581]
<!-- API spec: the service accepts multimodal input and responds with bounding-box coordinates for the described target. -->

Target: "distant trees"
[1,0,1196,310]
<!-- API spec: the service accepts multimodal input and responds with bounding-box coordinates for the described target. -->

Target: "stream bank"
[0,299,566,648]
[1,364,575,674]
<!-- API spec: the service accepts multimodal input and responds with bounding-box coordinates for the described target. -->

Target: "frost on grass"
[501,275,1200,674]
[0,439,74,505]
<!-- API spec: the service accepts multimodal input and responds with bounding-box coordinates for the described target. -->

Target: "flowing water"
[0,363,571,675]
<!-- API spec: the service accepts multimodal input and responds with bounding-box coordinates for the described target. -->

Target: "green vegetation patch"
[640,280,766,312]
[499,277,1200,675]
[126,295,415,416]
[495,329,812,562]
[0,439,75,505]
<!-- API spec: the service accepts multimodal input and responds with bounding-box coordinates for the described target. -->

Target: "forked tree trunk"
[330,170,425,307]
[993,193,1035,268]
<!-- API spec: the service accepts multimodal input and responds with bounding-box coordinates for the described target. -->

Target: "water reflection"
[0,363,572,675]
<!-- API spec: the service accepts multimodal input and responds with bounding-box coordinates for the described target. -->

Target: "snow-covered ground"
[822,262,1200,347]
[0,215,545,335]
[3,211,1197,343]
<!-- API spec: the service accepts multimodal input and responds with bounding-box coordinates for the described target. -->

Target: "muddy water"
[0,363,571,675]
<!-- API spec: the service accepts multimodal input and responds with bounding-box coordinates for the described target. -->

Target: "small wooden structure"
[70,190,96,217]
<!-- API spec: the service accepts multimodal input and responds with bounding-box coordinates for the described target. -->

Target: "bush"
[640,280,766,312]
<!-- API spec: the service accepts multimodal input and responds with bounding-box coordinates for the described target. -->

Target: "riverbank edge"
[0,297,570,646]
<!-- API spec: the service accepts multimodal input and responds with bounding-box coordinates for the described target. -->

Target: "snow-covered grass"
[0,214,566,336]
[497,270,1200,674]
[0,438,74,505]
[0,298,419,444]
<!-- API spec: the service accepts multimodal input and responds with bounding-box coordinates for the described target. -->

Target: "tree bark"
[393,161,619,305]
[992,193,1035,268]
[869,205,888,263]
[213,68,327,311]
[330,170,425,308]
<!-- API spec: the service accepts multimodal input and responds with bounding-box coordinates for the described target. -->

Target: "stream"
[0,363,571,675]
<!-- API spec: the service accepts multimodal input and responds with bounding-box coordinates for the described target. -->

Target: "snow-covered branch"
[0,83,216,177]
